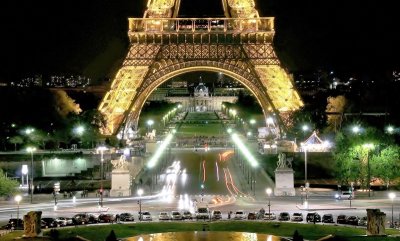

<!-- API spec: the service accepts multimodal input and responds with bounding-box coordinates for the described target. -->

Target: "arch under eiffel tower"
[98,0,303,136]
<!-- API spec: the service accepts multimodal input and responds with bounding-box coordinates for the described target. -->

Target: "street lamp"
[266,188,272,220]
[14,195,22,229]
[362,143,374,197]
[147,119,154,133]
[73,125,85,136]
[137,189,143,221]
[387,126,395,134]
[389,192,396,228]
[26,147,36,204]
[301,143,309,201]
[352,125,361,134]
[97,146,108,207]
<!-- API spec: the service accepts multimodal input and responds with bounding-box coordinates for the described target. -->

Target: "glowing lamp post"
[266,188,272,220]
[21,164,28,187]
[97,146,108,207]
[26,147,36,204]
[389,192,396,228]
[362,143,374,197]
[15,195,22,229]
[137,189,144,221]
[147,119,154,134]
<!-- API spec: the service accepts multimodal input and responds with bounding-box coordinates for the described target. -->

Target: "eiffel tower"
[98,0,303,136]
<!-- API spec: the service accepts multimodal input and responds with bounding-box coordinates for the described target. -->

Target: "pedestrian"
[228,211,231,219]
[116,214,120,223]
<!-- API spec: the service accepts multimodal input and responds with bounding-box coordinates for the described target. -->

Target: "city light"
[352,125,361,134]
[73,125,85,136]
[231,133,258,167]
[147,133,174,168]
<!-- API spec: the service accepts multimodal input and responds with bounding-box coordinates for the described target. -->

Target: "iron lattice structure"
[98,0,303,136]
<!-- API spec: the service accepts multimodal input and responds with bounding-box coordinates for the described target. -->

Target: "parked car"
[41,218,58,228]
[322,214,334,223]
[182,211,193,220]
[291,213,304,222]
[278,212,290,221]
[263,213,276,220]
[211,210,222,220]
[140,211,152,221]
[335,192,354,200]
[347,216,360,225]
[247,212,257,220]
[337,215,347,224]
[196,207,210,220]
[159,212,171,221]
[358,216,367,226]
[306,212,321,222]
[5,219,23,230]
[72,213,89,225]
[171,211,183,220]
[119,213,135,222]
[55,217,72,226]
[98,214,115,223]
[233,211,246,220]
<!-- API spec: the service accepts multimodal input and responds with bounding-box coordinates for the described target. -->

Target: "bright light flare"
[231,133,258,167]
[215,162,220,181]
[147,133,173,168]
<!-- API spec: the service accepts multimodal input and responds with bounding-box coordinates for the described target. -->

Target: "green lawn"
[3,221,400,241]
[178,123,225,137]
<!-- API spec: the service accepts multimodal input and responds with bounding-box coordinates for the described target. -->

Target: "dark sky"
[3,0,399,82]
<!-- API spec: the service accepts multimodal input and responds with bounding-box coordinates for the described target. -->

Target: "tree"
[0,169,19,197]
[326,95,347,132]
[333,126,393,188]
[8,136,24,151]
[371,145,400,188]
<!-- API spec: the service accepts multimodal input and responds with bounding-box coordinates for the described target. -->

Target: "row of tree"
[334,126,400,189]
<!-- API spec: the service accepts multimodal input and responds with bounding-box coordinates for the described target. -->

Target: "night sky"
[4,0,400,82]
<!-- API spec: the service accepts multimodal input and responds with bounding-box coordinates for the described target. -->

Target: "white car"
[140,211,152,221]
[233,211,246,220]
[211,210,222,220]
[263,213,276,220]
[182,211,193,220]
[335,192,354,200]
[158,212,170,221]
[171,211,183,220]
[291,213,303,222]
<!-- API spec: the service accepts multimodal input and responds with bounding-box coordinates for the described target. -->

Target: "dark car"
[119,213,135,222]
[358,216,367,226]
[247,212,257,220]
[322,214,334,223]
[337,215,347,224]
[6,219,24,230]
[98,214,115,223]
[347,216,360,225]
[278,212,290,221]
[306,212,321,222]
[41,218,58,228]
[72,213,90,225]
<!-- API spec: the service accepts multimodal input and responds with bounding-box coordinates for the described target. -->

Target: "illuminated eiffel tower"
[98,0,303,136]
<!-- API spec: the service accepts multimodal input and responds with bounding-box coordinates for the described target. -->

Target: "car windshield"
[172,212,180,215]
[142,212,150,215]
[236,212,243,215]
[214,211,221,214]
[184,211,191,214]
[198,208,208,212]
